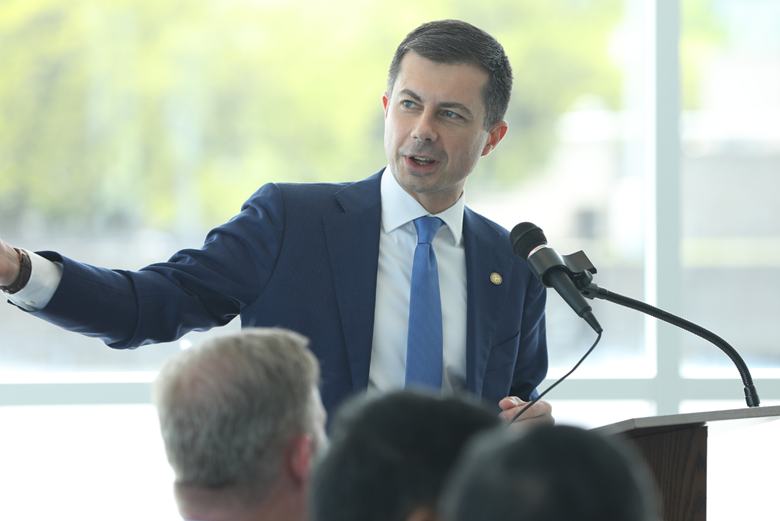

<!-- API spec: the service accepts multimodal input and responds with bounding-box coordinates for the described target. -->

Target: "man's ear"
[382,92,390,117]
[481,120,508,157]
[288,433,313,484]
[406,507,440,521]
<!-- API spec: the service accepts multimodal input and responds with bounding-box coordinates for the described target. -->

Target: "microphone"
[510,222,602,334]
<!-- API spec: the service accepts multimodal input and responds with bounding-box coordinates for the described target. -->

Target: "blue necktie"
[405,216,444,389]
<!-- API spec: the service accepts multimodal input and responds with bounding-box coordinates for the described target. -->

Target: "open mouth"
[410,156,437,166]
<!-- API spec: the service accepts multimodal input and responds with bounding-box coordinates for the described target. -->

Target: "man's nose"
[411,111,438,142]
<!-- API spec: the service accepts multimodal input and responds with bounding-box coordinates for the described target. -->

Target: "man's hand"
[498,396,554,431]
[0,239,21,287]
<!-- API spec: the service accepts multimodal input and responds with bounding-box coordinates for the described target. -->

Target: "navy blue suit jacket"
[32,170,547,414]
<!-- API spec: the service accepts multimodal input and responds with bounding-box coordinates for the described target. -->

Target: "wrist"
[1,248,32,294]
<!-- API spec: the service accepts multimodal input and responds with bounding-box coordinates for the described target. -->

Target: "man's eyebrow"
[400,89,424,103]
[439,101,474,118]
[398,89,474,119]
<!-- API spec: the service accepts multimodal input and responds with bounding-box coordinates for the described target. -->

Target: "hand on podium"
[498,396,554,431]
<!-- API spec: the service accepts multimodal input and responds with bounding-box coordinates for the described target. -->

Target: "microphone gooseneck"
[509,221,760,408]
[591,286,760,407]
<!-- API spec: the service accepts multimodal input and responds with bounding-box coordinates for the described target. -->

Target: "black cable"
[507,331,603,426]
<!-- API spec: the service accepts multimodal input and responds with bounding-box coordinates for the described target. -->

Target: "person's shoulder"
[464,206,511,243]
[240,171,381,209]
[275,170,383,196]
[275,180,351,195]
[464,207,532,267]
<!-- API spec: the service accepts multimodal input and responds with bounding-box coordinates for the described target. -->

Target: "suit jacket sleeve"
[30,183,288,349]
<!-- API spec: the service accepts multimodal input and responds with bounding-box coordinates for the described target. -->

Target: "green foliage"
[681,0,729,110]
[0,0,626,232]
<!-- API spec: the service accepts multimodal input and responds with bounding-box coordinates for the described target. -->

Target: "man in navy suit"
[0,20,551,426]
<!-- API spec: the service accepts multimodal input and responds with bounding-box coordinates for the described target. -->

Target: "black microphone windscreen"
[509,222,548,259]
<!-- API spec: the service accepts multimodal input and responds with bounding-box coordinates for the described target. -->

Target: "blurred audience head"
[153,327,325,521]
[440,424,660,521]
[310,390,501,521]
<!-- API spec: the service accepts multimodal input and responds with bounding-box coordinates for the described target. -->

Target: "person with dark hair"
[386,19,513,131]
[440,425,660,521]
[153,327,327,521]
[310,391,501,521]
[1,20,550,426]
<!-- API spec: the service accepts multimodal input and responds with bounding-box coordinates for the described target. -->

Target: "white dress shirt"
[5,249,62,311]
[6,170,469,395]
[368,169,467,395]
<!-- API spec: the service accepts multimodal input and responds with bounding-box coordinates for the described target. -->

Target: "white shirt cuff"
[4,250,63,311]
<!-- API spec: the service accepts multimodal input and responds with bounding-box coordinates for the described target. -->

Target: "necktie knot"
[414,216,443,245]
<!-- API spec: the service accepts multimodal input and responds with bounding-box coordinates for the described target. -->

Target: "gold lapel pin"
[490,272,502,285]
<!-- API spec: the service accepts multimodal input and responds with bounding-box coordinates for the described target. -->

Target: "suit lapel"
[463,208,515,396]
[323,171,383,393]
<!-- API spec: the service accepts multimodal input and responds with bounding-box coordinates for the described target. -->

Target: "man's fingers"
[499,403,539,422]
[498,396,522,410]
[505,412,555,431]
[498,398,553,423]
[0,240,21,287]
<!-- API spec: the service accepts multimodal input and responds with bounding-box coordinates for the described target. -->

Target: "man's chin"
[395,173,438,196]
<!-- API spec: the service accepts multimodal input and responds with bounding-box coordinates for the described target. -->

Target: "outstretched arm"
[2,182,289,348]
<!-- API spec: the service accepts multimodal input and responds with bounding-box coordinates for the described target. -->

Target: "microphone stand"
[560,250,761,408]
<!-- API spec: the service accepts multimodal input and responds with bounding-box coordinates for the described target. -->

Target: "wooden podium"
[594,405,780,521]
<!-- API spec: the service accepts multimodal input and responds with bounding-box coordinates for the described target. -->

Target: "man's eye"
[402,100,418,109]
[443,110,459,119]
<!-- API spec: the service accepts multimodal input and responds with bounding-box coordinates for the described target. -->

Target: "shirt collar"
[380,167,465,245]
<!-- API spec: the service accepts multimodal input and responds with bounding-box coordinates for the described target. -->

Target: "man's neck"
[174,481,306,521]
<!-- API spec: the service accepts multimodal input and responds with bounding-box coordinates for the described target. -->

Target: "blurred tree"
[0,0,626,233]
[681,0,728,110]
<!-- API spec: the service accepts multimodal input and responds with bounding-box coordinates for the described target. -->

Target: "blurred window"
[4,3,780,519]
[680,0,780,378]
[0,0,777,411]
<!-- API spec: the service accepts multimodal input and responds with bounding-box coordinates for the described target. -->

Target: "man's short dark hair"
[440,425,660,521]
[310,391,500,521]
[387,19,513,130]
